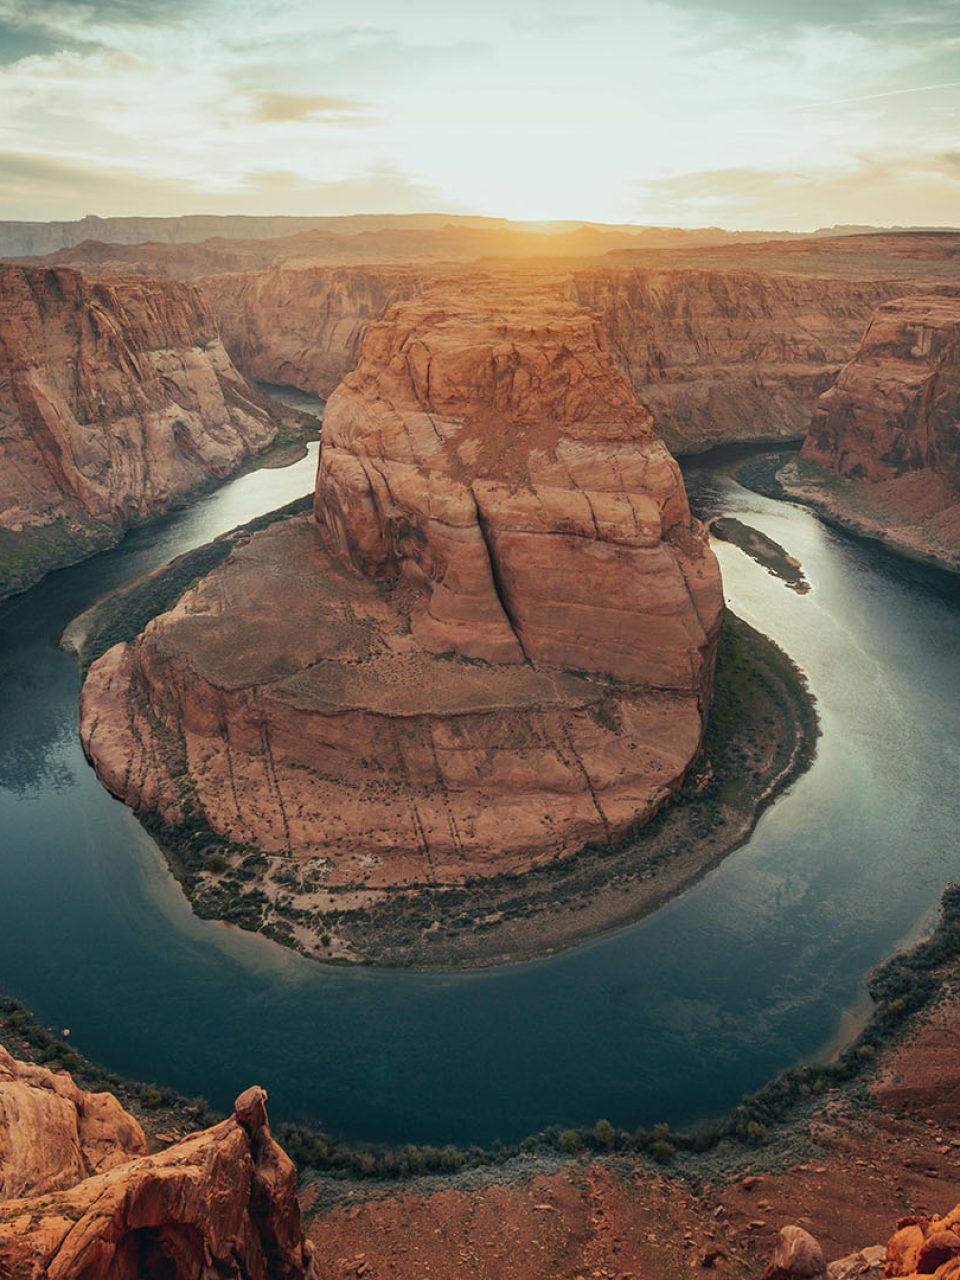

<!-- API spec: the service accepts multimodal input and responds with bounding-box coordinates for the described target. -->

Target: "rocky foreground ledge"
[0,1045,312,1278]
[80,279,725,959]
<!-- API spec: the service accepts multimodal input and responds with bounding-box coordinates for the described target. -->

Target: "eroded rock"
[0,1044,147,1200]
[0,1065,311,1280]
[0,263,282,596]
[80,281,722,941]
[763,1224,827,1279]
[793,294,960,569]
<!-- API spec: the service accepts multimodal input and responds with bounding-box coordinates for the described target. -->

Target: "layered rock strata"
[0,1062,311,1280]
[201,265,419,398]
[80,284,722,937]
[199,263,904,454]
[571,268,906,453]
[0,264,283,597]
[792,294,960,569]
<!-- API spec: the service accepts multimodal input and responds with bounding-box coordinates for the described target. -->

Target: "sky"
[0,0,958,229]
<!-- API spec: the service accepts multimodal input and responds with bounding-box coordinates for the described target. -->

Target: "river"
[1,436,958,1148]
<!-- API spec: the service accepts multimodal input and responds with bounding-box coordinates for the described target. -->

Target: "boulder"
[764,1224,827,1280]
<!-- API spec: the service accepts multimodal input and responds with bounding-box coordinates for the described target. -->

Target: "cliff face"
[0,264,281,597]
[193,262,906,456]
[0,1060,311,1280]
[571,268,906,454]
[79,281,721,950]
[201,265,420,397]
[803,294,960,482]
[315,281,719,687]
[788,294,960,570]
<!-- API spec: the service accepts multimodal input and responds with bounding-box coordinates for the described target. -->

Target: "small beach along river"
[1,441,959,1147]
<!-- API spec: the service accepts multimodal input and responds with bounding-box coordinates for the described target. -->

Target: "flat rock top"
[152,517,607,716]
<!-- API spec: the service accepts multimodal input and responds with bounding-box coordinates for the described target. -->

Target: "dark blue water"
[1,450,958,1147]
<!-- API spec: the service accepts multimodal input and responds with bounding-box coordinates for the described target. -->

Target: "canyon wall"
[196,262,906,454]
[571,268,907,453]
[0,1056,311,1279]
[803,294,960,482]
[788,294,960,569]
[79,281,722,952]
[201,265,420,397]
[0,264,282,597]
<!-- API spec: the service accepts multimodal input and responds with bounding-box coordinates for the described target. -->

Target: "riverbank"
[288,882,960,1275]
[62,494,314,669]
[736,454,960,576]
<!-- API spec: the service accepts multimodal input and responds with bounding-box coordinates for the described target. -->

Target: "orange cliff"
[200,265,421,398]
[570,267,906,454]
[196,262,902,454]
[0,263,284,598]
[789,294,960,571]
[79,281,723,953]
[29,231,944,455]
[0,1048,312,1279]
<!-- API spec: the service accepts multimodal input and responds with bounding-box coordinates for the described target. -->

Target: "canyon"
[0,263,295,600]
[4,217,960,1277]
[78,279,725,955]
[198,258,909,454]
[784,293,960,570]
[25,228,960,459]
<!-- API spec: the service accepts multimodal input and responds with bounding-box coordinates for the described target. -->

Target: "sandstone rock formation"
[571,268,905,454]
[762,1206,960,1280]
[0,1059,311,1280]
[0,1045,147,1201]
[0,264,283,598]
[763,1225,827,1279]
[804,295,960,482]
[203,264,903,455]
[202,265,420,398]
[792,294,960,569]
[25,228,960,458]
[79,281,722,951]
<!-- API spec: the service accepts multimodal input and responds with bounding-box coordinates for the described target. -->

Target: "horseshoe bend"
[77,280,738,959]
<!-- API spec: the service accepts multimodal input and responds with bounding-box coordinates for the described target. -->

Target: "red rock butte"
[81,280,723,891]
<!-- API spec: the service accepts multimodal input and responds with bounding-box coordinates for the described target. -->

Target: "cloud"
[630,152,960,229]
[250,91,374,125]
[1,0,958,227]
[2,0,202,25]
[0,18,72,64]
[0,149,200,218]
[0,149,464,221]
[670,0,960,32]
